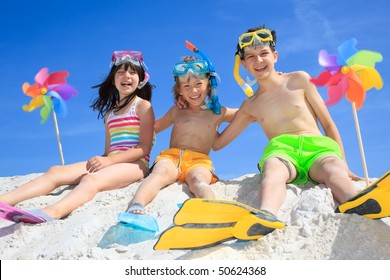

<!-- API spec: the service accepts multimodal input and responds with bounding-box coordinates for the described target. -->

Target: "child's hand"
[86,156,112,173]
[174,95,188,109]
[348,170,364,181]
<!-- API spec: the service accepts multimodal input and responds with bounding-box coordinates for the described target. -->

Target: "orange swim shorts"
[154,148,218,183]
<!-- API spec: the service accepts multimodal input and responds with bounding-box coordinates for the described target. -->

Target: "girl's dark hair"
[90,62,154,119]
[236,24,277,59]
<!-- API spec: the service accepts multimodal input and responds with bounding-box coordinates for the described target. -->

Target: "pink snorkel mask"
[111,50,150,89]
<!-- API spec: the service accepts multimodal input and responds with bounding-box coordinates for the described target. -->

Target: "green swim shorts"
[258,135,343,185]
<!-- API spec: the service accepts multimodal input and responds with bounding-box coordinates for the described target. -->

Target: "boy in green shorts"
[213,24,389,223]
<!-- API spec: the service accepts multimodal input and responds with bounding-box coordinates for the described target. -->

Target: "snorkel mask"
[234,28,275,97]
[173,59,211,79]
[183,41,221,115]
[111,50,150,89]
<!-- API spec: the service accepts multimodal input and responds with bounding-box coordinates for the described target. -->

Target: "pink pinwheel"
[22,68,78,124]
[311,38,384,184]
[311,38,383,110]
[22,68,78,165]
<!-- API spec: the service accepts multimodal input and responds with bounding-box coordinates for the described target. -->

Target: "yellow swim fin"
[173,198,263,225]
[154,198,285,250]
[153,225,236,250]
[232,212,285,240]
[336,170,390,219]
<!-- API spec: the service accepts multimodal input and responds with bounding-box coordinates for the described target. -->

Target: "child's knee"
[187,171,210,186]
[46,165,65,175]
[262,157,294,182]
[188,181,213,198]
[78,174,102,194]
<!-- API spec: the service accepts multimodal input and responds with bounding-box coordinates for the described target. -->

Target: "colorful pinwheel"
[311,38,383,109]
[22,67,78,124]
[22,68,78,165]
[311,38,384,184]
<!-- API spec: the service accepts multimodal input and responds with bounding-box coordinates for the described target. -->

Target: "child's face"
[178,76,209,107]
[242,46,278,79]
[114,64,140,97]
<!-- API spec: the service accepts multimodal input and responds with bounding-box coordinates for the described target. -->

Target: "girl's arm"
[102,113,111,156]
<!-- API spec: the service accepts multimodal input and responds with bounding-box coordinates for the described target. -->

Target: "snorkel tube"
[186,40,221,115]
[234,54,254,97]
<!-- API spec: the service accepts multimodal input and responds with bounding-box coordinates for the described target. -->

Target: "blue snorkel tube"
[186,41,221,115]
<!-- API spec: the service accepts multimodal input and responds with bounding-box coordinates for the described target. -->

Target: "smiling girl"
[0,50,155,222]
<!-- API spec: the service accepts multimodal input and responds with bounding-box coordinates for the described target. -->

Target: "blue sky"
[1,0,389,180]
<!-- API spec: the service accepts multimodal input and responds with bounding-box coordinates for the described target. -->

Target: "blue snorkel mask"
[183,41,221,115]
[173,59,211,78]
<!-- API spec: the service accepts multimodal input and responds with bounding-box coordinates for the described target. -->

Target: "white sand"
[1,173,389,260]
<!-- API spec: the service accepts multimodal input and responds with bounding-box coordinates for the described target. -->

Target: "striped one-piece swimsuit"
[106,98,152,167]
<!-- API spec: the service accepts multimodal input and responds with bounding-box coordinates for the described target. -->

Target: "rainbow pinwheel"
[311,38,384,184]
[22,68,78,165]
[22,67,78,124]
[311,38,383,110]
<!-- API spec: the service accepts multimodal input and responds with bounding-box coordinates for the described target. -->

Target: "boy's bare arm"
[303,71,362,180]
[222,107,239,123]
[155,107,174,133]
[213,107,254,151]
[302,71,345,152]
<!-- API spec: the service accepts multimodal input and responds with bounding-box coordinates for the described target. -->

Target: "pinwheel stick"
[351,102,369,185]
[52,109,65,165]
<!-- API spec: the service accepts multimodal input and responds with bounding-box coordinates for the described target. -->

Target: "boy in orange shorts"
[124,54,237,215]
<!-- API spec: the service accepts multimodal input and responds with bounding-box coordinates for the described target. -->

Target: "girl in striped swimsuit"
[0,51,155,222]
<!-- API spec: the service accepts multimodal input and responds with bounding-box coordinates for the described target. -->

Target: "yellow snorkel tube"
[234,28,275,98]
[234,54,253,97]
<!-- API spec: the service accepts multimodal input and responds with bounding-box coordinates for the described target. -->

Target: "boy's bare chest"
[170,110,218,151]
[251,89,307,124]
[173,110,218,131]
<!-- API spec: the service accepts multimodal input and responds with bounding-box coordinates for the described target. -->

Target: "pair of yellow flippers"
[154,199,285,250]
[154,171,390,250]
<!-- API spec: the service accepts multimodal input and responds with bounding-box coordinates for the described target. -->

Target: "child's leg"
[129,159,178,211]
[309,156,357,204]
[41,161,147,219]
[0,162,88,206]
[259,157,295,215]
[186,166,215,199]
